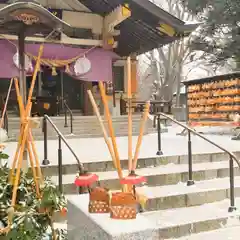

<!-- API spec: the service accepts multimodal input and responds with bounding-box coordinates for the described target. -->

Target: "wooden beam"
[62,10,103,35]
[0,34,103,46]
[104,4,131,34]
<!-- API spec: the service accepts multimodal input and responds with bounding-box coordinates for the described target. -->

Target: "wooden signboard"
[183,72,240,127]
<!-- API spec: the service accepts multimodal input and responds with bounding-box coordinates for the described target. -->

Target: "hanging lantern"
[13,52,33,72]
[74,57,91,76]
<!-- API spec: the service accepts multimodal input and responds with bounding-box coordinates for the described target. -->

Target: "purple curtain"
[0,39,119,82]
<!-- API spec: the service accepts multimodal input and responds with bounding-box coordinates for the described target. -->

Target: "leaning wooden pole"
[87,90,122,178]
[26,44,44,107]
[98,81,123,179]
[132,101,150,171]
[127,57,133,172]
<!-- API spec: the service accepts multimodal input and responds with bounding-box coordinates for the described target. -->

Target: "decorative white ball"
[74,57,91,76]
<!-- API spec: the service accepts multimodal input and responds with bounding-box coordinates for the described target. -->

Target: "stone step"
[8,125,153,133]
[142,198,240,239]
[67,194,240,239]
[8,120,148,127]
[55,176,240,212]
[173,226,240,240]
[49,161,240,194]
[137,176,240,211]
[6,129,158,141]
[41,152,233,176]
[7,115,146,123]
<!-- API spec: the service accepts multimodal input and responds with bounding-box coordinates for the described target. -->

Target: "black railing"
[42,115,85,193]
[63,100,73,134]
[153,112,240,212]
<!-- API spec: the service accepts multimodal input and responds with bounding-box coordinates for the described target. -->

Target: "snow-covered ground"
[2,125,239,167]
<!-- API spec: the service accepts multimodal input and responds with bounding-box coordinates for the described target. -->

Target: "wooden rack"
[184,73,240,127]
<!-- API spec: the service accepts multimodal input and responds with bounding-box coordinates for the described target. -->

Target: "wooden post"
[98,81,123,179]
[127,56,132,172]
[132,102,150,170]
[87,90,123,179]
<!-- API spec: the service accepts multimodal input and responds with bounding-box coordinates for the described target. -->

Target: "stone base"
[67,195,158,240]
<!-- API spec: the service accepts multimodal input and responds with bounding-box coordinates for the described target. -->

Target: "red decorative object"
[74,173,98,187]
[120,172,146,185]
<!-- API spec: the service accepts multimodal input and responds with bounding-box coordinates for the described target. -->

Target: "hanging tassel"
[65,64,70,74]
[51,67,57,76]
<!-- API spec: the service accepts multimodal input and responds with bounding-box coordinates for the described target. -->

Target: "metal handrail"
[42,114,84,172]
[0,109,8,133]
[153,112,240,212]
[63,99,73,134]
[154,112,240,168]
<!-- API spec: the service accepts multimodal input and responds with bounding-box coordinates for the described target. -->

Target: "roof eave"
[0,2,72,35]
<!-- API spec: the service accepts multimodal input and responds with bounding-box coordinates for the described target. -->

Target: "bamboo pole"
[98,81,123,179]
[26,44,44,107]
[87,90,122,178]
[127,57,133,172]
[0,78,13,128]
[26,140,40,196]
[29,132,43,183]
[2,41,44,235]
[10,79,25,180]
[11,122,29,206]
[132,101,150,171]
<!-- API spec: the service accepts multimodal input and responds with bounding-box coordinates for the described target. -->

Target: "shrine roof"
[78,0,198,56]
[0,1,72,37]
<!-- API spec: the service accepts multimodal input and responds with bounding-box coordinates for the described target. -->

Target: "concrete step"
[49,161,240,195]
[142,198,240,239]
[6,129,158,141]
[137,176,240,211]
[7,115,157,140]
[67,194,240,239]
[56,176,240,211]
[173,226,240,240]
[40,152,233,176]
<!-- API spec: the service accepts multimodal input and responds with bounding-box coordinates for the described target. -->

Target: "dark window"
[113,66,124,92]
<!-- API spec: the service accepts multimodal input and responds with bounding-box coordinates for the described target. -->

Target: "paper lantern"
[74,57,91,76]
[13,52,33,73]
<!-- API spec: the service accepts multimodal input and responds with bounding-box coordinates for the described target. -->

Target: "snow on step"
[50,160,237,185]
[142,198,240,229]
[136,176,240,198]
[172,226,240,240]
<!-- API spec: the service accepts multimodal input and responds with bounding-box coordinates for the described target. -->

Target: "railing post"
[70,114,73,134]
[156,115,163,155]
[187,130,194,186]
[42,116,50,165]
[228,156,237,212]
[64,103,68,127]
[58,135,63,194]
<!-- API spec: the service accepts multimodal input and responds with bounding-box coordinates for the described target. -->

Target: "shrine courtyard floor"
[3,125,239,167]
